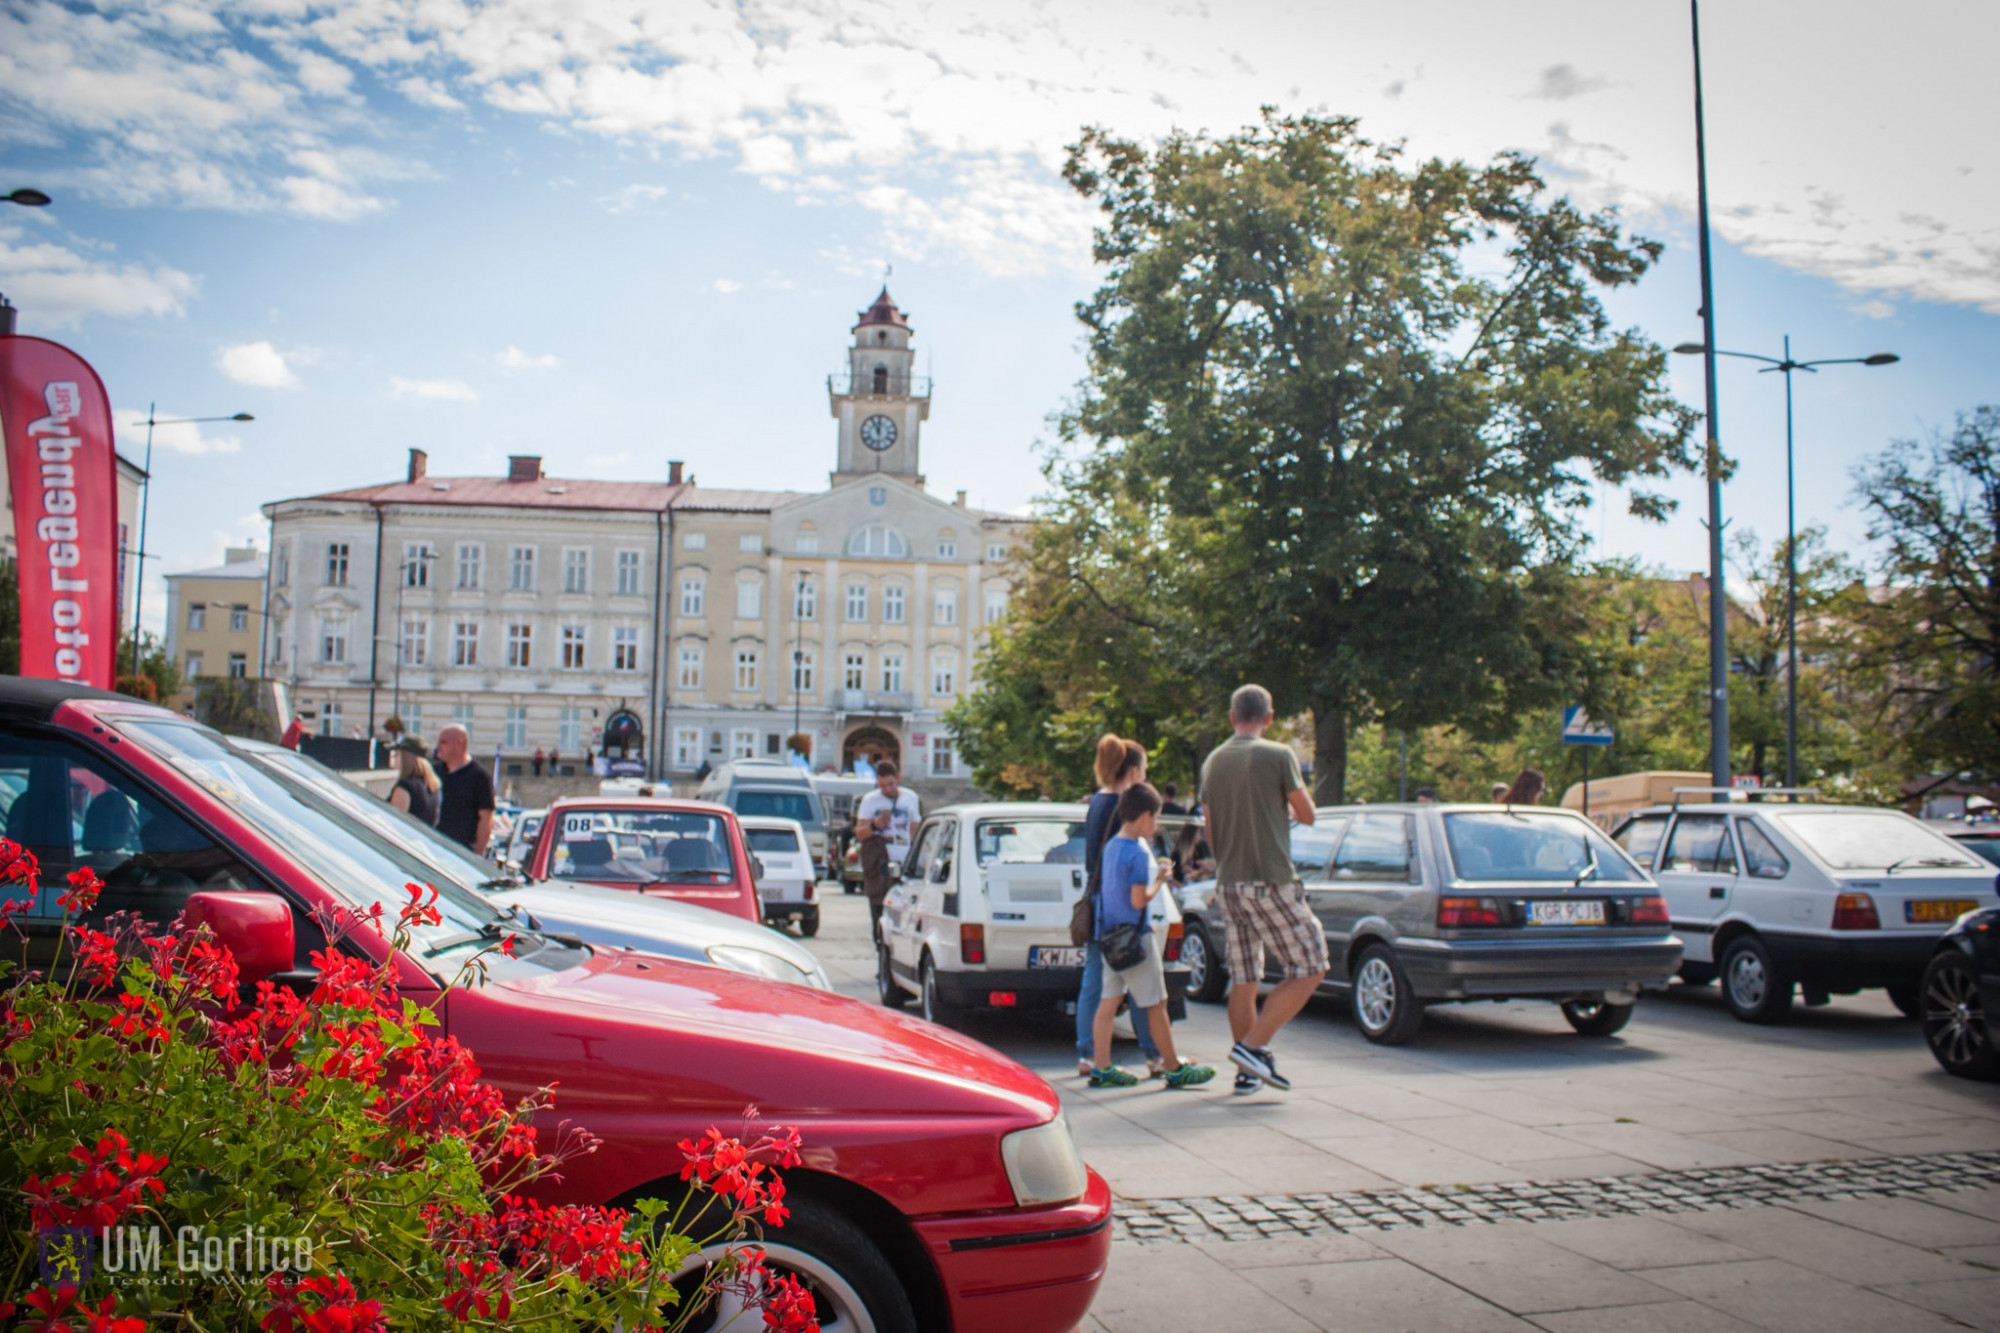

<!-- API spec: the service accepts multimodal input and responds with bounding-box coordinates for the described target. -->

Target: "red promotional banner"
[0,337,119,689]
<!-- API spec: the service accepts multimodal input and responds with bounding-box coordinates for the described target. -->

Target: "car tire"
[1886,980,1921,1020]
[1920,950,2000,1082]
[1350,944,1423,1046]
[877,942,911,1009]
[1720,934,1794,1024]
[799,908,821,939]
[1561,998,1635,1037]
[1676,962,1718,987]
[675,1195,919,1333]
[920,954,961,1027]
[1183,922,1228,1004]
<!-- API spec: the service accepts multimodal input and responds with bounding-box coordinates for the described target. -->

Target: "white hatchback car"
[1613,797,1997,1023]
[876,802,1188,1028]
[740,815,821,937]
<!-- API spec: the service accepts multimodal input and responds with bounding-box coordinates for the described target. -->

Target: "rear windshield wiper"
[1572,854,1601,888]
[1883,856,1966,874]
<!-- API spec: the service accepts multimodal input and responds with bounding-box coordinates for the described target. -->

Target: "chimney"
[668,459,685,486]
[507,455,543,482]
[954,489,967,508]
[407,448,428,483]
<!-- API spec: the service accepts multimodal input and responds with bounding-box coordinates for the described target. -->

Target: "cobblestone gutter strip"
[1115,1150,2000,1244]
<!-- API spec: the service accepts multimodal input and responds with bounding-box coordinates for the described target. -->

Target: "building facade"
[164,545,268,683]
[258,288,1023,783]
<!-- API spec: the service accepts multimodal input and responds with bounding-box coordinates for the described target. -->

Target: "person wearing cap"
[388,735,442,827]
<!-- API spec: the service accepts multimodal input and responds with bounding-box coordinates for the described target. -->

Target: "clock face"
[860,414,898,452]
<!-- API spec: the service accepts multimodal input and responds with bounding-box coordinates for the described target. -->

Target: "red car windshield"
[546,808,737,885]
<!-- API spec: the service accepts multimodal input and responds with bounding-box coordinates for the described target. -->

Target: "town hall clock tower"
[829,287,930,485]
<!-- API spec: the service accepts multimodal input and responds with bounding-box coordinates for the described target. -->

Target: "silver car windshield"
[975,818,1087,866]
[1770,811,1981,871]
[115,720,566,967]
[1444,811,1648,883]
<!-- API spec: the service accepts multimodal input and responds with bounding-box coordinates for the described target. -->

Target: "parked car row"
[0,679,1113,1331]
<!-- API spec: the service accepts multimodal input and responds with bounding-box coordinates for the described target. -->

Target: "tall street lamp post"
[1673,339,1899,787]
[1688,0,1731,791]
[792,572,808,745]
[128,407,255,674]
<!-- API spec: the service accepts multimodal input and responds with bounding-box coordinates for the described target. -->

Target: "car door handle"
[1709,886,1726,899]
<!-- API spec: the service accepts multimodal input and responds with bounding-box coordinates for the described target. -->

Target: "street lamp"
[1674,339,1899,787]
[128,407,256,674]
[4,189,51,207]
[792,572,809,743]
[1687,0,1730,792]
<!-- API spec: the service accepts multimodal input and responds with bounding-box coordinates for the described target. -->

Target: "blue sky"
[1,0,1993,635]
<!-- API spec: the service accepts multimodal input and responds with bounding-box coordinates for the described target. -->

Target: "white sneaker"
[1077,1058,1094,1078]
[1147,1057,1168,1080]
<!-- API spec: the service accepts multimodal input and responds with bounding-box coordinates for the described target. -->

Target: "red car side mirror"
[183,891,295,984]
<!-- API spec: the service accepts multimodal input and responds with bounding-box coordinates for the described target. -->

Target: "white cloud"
[597,182,668,213]
[712,278,741,294]
[390,376,478,401]
[496,345,560,370]
[1850,298,1896,320]
[113,407,242,455]
[0,224,198,326]
[12,0,2000,306]
[217,339,299,388]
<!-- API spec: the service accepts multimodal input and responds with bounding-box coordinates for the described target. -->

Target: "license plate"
[1029,946,1085,969]
[1908,900,1978,923]
[1528,900,1606,926]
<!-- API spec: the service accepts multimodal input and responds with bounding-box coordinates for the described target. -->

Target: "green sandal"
[1164,1062,1216,1089]
[1088,1066,1139,1088]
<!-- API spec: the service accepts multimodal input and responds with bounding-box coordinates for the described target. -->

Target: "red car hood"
[485,948,1059,1122]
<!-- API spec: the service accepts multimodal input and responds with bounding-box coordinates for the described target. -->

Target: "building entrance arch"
[601,709,644,760]
[842,724,900,775]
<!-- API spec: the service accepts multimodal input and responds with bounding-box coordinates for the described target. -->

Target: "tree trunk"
[1312,703,1347,805]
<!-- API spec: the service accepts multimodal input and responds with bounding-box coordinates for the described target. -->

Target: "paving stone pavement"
[800,887,2000,1331]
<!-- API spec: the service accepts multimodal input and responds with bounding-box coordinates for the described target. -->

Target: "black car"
[1920,906,2000,1081]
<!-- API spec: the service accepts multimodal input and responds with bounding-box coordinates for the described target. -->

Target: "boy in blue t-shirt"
[1088,783,1216,1089]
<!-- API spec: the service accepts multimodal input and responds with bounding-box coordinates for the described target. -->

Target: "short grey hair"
[1229,684,1273,724]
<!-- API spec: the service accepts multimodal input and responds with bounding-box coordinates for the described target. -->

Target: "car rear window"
[1443,811,1647,883]
[745,828,804,855]
[549,808,737,883]
[1770,811,1981,871]
[1614,814,1669,868]
[975,818,1086,866]
[734,790,820,825]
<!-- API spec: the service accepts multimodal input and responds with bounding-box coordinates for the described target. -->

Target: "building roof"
[853,286,910,331]
[277,476,683,513]
[670,488,807,513]
[168,558,268,581]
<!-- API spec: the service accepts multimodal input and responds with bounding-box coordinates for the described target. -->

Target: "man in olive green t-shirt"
[1201,684,1326,1094]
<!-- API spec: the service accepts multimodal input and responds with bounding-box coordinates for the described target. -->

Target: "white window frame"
[987,543,1008,562]
[321,701,343,737]
[683,532,707,550]
[187,603,206,631]
[794,578,818,621]
[731,728,756,760]
[734,647,760,692]
[882,584,906,624]
[735,577,761,621]
[930,736,955,778]
[403,542,434,589]
[506,621,533,669]
[452,701,475,734]
[504,705,528,749]
[846,524,908,558]
[562,547,590,595]
[452,620,480,667]
[881,652,904,694]
[400,615,429,667]
[984,590,1008,625]
[842,651,866,691]
[558,705,583,752]
[227,652,247,678]
[792,648,815,693]
[509,545,537,593]
[612,625,640,672]
[936,537,957,558]
[795,531,820,553]
[185,653,204,677]
[680,575,705,617]
[674,727,702,768]
[932,653,956,697]
[677,644,703,690]
[274,545,289,587]
[560,624,586,671]
[320,616,348,664]
[932,587,957,626]
[615,549,642,596]
[229,604,249,632]
[325,543,349,586]
[845,581,868,622]
[456,542,483,590]
[739,533,763,552]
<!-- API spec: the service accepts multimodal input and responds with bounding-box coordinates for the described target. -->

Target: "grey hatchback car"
[1175,804,1682,1044]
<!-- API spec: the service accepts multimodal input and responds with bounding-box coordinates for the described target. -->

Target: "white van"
[876,801,1188,1028]
[697,760,830,878]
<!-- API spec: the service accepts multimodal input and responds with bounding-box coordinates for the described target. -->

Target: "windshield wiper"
[478,875,527,892]
[1883,856,1967,874]
[1572,853,1601,888]
[420,919,516,958]
[646,871,730,885]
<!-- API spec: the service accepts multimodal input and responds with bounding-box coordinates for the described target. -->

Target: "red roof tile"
[284,476,682,512]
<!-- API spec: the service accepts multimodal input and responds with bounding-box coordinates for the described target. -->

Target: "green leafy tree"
[115,629,182,702]
[1057,110,1698,800]
[1851,405,2000,779]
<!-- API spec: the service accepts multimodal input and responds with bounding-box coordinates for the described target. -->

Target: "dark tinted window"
[1662,815,1736,875]
[734,789,820,825]
[746,827,804,855]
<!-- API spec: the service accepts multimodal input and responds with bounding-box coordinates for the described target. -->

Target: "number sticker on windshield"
[562,813,597,840]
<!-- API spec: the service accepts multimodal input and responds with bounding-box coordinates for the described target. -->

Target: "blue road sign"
[1561,706,1615,747]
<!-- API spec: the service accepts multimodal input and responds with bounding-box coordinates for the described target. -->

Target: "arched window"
[875,331,888,345]
[846,525,908,558]
[872,364,889,393]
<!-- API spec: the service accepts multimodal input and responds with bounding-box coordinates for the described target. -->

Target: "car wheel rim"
[1570,1002,1602,1021]
[1924,960,1989,1068]
[1727,950,1766,1009]
[679,1239,875,1333]
[1183,932,1208,993]
[1355,956,1396,1032]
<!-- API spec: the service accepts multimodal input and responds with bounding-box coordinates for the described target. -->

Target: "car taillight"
[960,922,986,965]
[804,882,816,900]
[1438,896,1503,927]
[1163,920,1185,963]
[1630,896,1670,926]
[1832,893,1880,930]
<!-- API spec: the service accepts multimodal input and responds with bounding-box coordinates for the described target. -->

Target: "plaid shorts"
[1217,881,1329,982]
